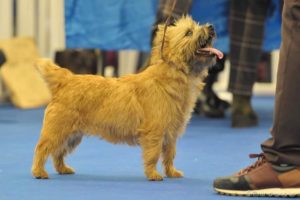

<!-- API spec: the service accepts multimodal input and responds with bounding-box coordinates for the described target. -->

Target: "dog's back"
[36,59,145,145]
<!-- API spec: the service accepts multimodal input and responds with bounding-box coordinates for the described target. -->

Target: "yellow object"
[0,37,51,108]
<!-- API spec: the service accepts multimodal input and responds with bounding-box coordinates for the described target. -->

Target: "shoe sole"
[215,188,300,197]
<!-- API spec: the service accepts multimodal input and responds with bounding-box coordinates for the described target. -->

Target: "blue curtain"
[65,0,281,53]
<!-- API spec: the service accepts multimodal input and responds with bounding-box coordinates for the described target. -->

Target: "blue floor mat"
[0,97,281,200]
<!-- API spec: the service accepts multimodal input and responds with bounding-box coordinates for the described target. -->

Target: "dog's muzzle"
[196,26,223,60]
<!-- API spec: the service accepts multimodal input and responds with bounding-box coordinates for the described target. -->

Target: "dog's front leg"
[140,134,164,181]
[162,137,184,178]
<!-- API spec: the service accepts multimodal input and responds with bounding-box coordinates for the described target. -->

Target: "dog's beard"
[189,55,216,75]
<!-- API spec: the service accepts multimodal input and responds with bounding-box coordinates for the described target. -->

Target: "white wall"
[0,0,66,99]
[0,0,13,39]
[0,0,65,57]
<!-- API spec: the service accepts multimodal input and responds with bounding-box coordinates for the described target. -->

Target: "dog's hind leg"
[162,136,184,178]
[32,109,76,179]
[32,134,51,179]
[31,130,64,179]
[139,131,164,181]
[52,134,82,175]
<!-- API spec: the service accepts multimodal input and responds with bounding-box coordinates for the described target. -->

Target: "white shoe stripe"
[214,187,300,197]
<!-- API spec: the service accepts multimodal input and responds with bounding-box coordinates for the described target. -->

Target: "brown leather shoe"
[213,154,300,197]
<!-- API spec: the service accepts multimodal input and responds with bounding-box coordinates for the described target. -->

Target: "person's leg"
[228,0,270,127]
[213,0,300,197]
[138,0,192,71]
[154,0,192,25]
[261,0,300,166]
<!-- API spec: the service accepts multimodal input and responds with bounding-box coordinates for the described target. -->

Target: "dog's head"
[151,16,223,75]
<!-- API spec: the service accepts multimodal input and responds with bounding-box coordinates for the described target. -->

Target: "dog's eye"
[185,30,193,36]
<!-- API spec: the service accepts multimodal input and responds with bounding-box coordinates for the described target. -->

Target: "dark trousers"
[262,0,300,166]
[228,0,270,96]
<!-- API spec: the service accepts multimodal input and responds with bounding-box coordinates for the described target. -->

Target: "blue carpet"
[0,97,283,200]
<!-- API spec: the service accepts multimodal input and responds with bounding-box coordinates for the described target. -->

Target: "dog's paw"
[147,171,164,181]
[166,169,184,178]
[32,169,49,179]
[57,166,75,175]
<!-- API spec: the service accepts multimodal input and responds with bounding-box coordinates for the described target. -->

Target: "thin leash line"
[160,0,177,61]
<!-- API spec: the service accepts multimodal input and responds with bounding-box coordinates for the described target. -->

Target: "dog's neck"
[146,62,206,91]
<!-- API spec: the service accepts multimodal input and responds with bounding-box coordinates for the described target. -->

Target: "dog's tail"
[35,58,73,93]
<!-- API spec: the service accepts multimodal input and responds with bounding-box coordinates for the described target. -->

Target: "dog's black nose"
[208,25,215,37]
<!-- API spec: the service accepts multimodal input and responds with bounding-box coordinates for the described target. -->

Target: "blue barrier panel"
[65,0,281,52]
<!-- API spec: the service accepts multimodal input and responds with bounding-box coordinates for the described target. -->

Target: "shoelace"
[237,153,267,176]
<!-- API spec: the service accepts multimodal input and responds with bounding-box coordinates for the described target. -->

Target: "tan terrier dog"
[32,16,223,181]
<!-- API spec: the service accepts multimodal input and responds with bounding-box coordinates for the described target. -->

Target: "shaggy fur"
[32,16,218,181]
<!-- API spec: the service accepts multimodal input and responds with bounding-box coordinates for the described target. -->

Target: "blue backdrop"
[65,0,282,53]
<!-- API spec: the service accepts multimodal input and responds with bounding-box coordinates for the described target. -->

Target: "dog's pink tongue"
[201,47,224,59]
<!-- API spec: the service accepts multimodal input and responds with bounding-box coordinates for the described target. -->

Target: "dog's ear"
[156,16,176,33]
[166,16,176,26]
